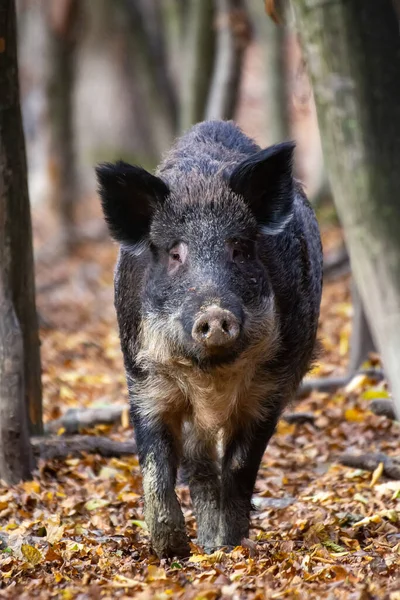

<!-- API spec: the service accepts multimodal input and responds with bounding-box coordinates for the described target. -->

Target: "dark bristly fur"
[96,120,323,558]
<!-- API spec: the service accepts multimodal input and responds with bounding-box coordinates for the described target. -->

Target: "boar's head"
[96,142,295,368]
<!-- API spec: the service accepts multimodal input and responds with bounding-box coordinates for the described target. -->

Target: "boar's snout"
[192,307,240,349]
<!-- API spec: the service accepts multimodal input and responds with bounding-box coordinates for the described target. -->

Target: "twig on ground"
[32,435,137,461]
[45,406,127,434]
[337,452,400,480]
[369,399,397,420]
[298,368,385,397]
[298,376,351,396]
[282,412,315,426]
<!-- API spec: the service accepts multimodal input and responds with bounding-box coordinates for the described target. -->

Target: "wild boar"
[96,120,323,558]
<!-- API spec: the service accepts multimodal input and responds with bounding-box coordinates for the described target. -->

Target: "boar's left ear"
[227,141,295,234]
[96,161,169,247]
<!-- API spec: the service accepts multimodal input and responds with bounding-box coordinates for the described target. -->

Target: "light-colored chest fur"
[133,308,280,439]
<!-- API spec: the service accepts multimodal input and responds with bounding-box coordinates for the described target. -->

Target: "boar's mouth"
[189,344,245,368]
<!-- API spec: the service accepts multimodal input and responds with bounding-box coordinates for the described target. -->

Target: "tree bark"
[0,268,33,484]
[179,0,215,131]
[0,0,42,435]
[205,0,250,121]
[293,1,400,417]
[0,0,35,484]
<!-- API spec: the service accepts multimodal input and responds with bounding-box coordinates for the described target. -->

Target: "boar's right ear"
[96,161,169,247]
[227,142,295,234]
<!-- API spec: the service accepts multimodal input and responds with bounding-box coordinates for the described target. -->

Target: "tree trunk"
[179,0,215,131]
[247,0,289,143]
[0,269,33,484]
[205,0,250,121]
[162,0,187,84]
[46,0,79,250]
[293,1,400,416]
[136,0,178,130]
[122,0,176,155]
[0,0,35,483]
[0,0,42,435]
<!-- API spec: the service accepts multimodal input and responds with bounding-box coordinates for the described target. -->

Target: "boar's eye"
[168,242,188,274]
[170,251,181,262]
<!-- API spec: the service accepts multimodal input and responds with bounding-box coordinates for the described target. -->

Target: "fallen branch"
[45,406,127,434]
[32,435,137,461]
[369,399,397,420]
[337,453,400,480]
[298,375,351,397]
[282,412,315,426]
[298,369,385,397]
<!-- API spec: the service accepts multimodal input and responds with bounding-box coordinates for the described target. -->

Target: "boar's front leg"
[131,409,190,558]
[219,407,282,549]
[181,431,220,554]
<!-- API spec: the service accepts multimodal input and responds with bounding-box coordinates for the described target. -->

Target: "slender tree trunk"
[122,0,176,156]
[205,0,250,121]
[0,0,35,482]
[0,0,42,435]
[46,0,79,250]
[136,0,178,130]
[247,0,289,143]
[293,1,400,415]
[179,0,215,131]
[162,0,187,84]
[0,269,33,484]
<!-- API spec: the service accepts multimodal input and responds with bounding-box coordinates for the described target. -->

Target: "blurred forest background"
[1,1,400,597]
[19,0,325,249]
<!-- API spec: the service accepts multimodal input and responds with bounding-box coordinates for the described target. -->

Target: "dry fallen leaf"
[21,544,42,565]
[1,221,398,599]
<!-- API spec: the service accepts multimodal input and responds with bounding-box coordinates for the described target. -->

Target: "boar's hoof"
[192,307,239,348]
[151,529,191,559]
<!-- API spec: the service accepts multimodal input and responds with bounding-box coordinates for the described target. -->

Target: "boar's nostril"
[200,323,210,335]
[192,307,240,348]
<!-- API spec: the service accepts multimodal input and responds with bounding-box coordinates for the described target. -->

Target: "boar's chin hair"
[136,311,189,369]
[136,294,279,371]
[130,295,281,436]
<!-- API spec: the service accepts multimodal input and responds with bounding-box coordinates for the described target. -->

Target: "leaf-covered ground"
[1,216,400,600]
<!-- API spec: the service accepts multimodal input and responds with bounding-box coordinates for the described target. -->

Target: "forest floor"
[0,210,400,600]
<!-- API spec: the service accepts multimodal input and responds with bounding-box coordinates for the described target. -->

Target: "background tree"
[205,0,249,122]
[293,0,400,415]
[45,0,79,251]
[249,0,289,144]
[179,0,215,131]
[1,0,42,435]
[0,0,35,483]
